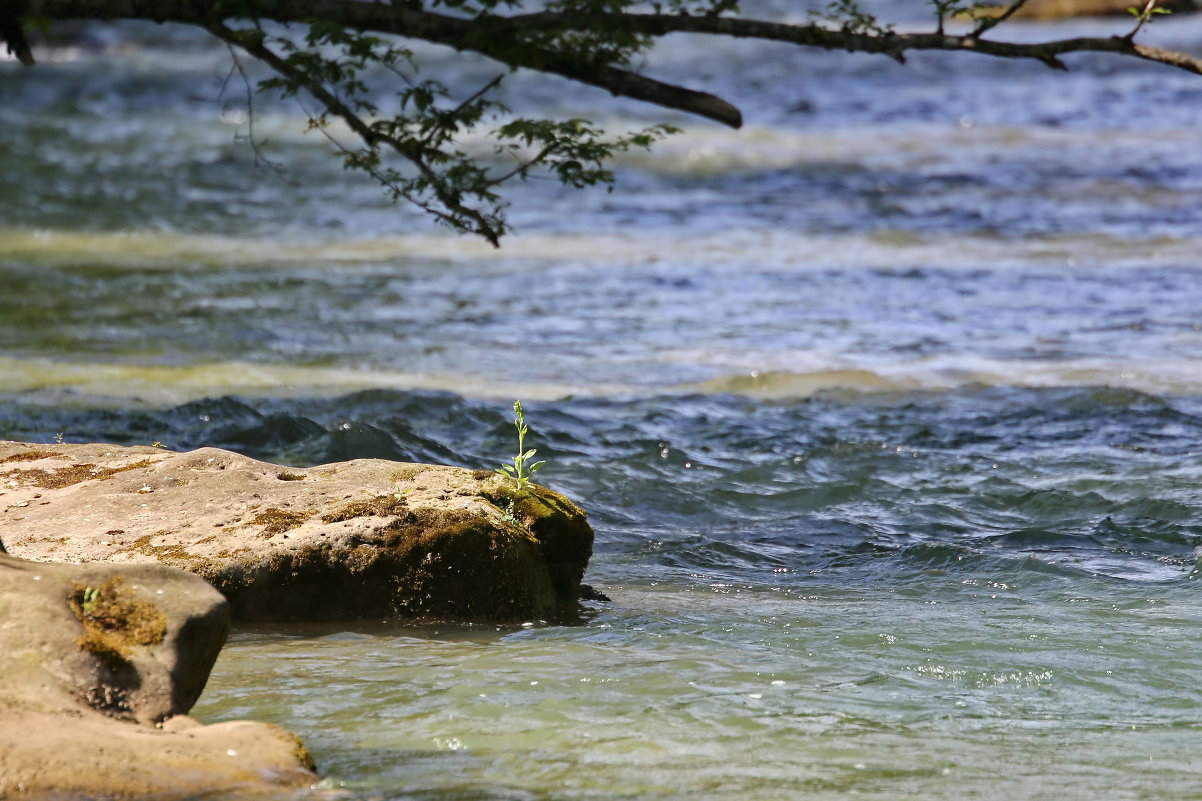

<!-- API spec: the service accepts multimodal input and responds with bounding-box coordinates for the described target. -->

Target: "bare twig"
[221,41,297,185]
[491,144,558,185]
[972,0,1030,38]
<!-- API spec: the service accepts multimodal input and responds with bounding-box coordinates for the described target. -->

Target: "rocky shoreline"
[0,440,596,798]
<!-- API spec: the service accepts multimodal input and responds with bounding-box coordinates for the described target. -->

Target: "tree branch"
[495,11,1202,77]
[205,22,506,245]
[20,0,1202,245]
[1,0,36,65]
[25,1,1202,122]
[28,1,1202,105]
[26,0,742,127]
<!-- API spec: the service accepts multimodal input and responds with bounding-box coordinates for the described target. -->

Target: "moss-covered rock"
[483,483,595,600]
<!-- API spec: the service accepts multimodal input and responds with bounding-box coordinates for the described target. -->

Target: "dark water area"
[8,386,1202,589]
[4,4,1202,799]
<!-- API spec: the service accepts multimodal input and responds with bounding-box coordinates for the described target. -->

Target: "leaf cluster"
[213,9,680,244]
[810,0,895,36]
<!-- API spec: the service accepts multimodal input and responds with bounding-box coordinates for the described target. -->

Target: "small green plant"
[80,586,101,615]
[1127,0,1171,38]
[496,400,545,491]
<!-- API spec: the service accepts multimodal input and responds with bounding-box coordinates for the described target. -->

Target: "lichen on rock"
[6,458,158,489]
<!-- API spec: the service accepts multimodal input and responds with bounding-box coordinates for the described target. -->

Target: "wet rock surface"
[0,440,594,622]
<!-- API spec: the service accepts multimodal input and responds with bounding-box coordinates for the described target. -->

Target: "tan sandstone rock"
[0,440,594,622]
[0,552,318,798]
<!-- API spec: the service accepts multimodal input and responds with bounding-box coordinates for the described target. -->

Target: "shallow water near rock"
[18,387,1202,801]
[4,4,1202,799]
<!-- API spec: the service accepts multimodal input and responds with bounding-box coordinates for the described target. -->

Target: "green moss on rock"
[207,506,564,623]
[7,459,159,489]
[247,508,312,537]
[482,484,595,599]
[321,494,408,523]
[380,507,554,620]
[0,449,67,463]
[68,576,167,665]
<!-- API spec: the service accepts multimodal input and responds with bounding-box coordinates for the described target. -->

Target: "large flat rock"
[0,553,317,798]
[0,440,594,622]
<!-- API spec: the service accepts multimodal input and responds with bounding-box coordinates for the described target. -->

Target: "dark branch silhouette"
[20,1,1202,126]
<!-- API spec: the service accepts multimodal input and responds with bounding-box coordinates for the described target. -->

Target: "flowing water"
[4,4,1202,799]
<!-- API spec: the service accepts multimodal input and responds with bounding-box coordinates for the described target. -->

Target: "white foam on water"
[2,227,1196,271]
[0,356,626,406]
[5,350,1201,404]
[679,355,1202,400]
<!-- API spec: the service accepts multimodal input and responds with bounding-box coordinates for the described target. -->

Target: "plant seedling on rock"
[497,400,545,492]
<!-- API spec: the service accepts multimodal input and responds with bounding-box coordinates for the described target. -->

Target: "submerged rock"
[0,552,317,798]
[0,440,594,622]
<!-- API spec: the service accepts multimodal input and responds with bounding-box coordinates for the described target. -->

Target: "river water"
[4,4,1202,799]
